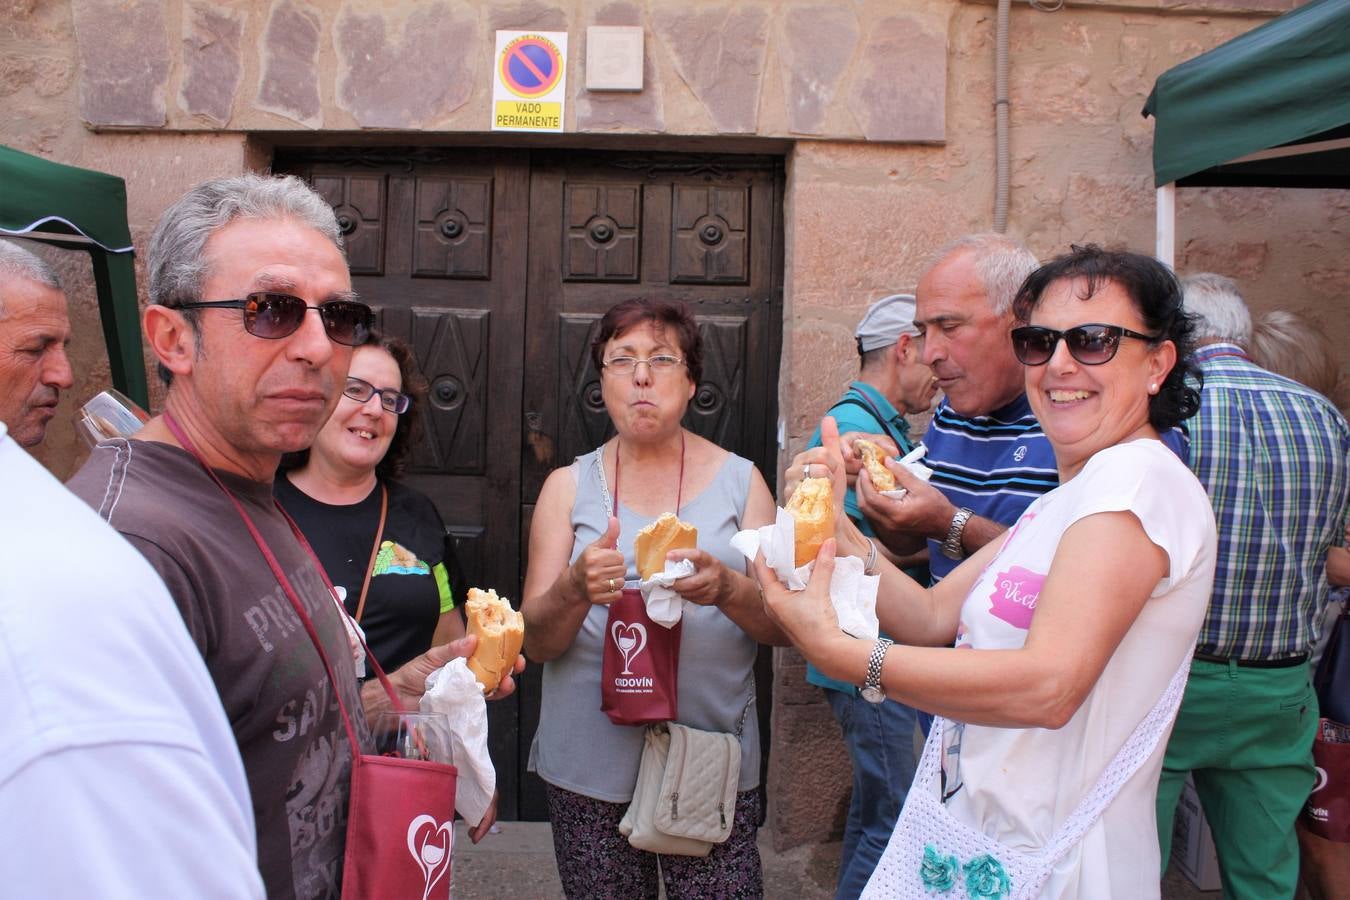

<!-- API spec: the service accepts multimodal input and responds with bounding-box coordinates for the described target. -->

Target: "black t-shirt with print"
[276,475,461,672]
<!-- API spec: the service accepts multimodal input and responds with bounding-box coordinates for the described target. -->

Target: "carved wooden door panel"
[275,148,532,815]
[277,148,783,821]
[517,151,784,820]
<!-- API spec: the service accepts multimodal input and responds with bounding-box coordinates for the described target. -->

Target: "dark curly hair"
[1011,244,1203,430]
[589,298,703,386]
[279,329,426,479]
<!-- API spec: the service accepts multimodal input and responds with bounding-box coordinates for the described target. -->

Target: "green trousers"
[1156,659,1317,900]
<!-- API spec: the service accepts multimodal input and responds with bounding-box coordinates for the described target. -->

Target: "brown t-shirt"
[68,438,368,900]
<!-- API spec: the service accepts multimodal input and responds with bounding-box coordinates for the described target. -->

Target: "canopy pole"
[1155,183,1176,267]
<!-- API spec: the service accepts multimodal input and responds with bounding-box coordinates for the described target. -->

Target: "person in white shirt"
[0,423,265,898]
[769,246,1217,897]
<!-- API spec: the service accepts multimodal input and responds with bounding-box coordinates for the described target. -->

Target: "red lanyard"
[611,431,684,518]
[161,410,403,761]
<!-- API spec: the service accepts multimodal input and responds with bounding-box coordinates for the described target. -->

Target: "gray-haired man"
[0,239,72,447]
[67,174,513,899]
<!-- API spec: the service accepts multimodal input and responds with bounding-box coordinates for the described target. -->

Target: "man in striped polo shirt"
[859,234,1054,587]
[1155,274,1350,900]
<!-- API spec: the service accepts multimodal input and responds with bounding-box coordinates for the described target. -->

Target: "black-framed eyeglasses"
[176,292,374,347]
[342,376,411,414]
[602,355,684,375]
[1011,323,1158,366]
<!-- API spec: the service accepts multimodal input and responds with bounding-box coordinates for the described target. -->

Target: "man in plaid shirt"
[1155,273,1350,899]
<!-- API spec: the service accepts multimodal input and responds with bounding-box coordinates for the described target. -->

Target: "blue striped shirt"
[922,395,1058,582]
[1189,343,1350,659]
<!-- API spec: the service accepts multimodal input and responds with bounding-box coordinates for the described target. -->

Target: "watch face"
[861,685,886,704]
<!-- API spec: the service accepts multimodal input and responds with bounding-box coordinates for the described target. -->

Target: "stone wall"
[4,0,1346,852]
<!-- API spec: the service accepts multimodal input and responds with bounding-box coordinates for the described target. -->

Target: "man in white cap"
[803,292,938,899]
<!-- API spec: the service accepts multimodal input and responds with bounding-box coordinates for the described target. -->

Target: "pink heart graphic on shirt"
[611,621,648,675]
[988,565,1044,630]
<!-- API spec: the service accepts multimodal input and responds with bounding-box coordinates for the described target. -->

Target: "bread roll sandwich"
[854,438,896,491]
[465,588,525,693]
[634,512,698,579]
[786,476,835,567]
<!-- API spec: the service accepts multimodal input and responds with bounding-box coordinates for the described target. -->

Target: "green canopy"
[0,144,147,407]
[1143,0,1350,189]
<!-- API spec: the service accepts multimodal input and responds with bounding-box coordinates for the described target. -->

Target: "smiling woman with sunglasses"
[757,246,1216,897]
[276,331,466,674]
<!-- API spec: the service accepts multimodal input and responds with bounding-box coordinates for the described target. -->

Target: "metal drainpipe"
[994,0,1011,233]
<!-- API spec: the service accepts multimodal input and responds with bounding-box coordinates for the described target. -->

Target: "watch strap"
[863,637,894,696]
[941,507,974,560]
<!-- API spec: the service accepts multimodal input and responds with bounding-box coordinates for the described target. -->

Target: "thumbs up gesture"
[569,516,627,604]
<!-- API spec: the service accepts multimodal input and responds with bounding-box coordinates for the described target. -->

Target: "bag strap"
[831,392,908,452]
[353,482,388,623]
[162,410,404,765]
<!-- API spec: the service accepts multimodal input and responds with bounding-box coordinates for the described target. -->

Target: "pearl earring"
[1149,383,1158,394]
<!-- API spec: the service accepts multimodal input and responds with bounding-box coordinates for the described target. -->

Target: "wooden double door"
[276,147,784,819]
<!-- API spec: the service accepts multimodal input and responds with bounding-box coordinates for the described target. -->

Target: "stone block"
[653,4,769,134]
[487,0,568,32]
[180,2,243,125]
[73,0,169,127]
[849,14,945,143]
[335,2,476,129]
[577,2,663,132]
[766,698,849,850]
[778,5,858,136]
[256,0,322,128]
[1179,237,1269,281]
[1013,62,1111,126]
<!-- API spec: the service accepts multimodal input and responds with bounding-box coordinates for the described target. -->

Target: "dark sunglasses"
[1011,323,1158,366]
[343,376,411,415]
[177,292,374,347]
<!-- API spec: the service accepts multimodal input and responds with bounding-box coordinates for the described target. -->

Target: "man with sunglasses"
[1154,274,1350,900]
[67,174,515,900]
[859,236,1189,587]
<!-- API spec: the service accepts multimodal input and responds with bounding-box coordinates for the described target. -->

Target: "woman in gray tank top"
[521,299,786,897]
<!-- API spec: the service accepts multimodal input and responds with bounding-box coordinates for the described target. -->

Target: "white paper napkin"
[731,508,880,639]
[420,660,494,827]
[638,558,698,627]
[879,443,935,500]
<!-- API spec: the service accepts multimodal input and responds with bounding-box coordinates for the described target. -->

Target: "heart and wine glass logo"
[611,620,648,674]
[406,814,453,900]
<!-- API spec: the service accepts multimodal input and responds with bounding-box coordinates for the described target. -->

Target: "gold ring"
[608,578,617,592]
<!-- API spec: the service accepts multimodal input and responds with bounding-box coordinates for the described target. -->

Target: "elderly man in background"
[67,174,512,899]
[1155,273,1350,900]
[0,239,72,447]
[857,234,1054,584]
[804,293,938,898]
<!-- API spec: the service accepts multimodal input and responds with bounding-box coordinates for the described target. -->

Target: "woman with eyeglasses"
[766,246,1217,897]
[521,298,787,897]
[276,331,465,673]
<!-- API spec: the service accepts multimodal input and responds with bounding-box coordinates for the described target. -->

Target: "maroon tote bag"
[602,587,682,726]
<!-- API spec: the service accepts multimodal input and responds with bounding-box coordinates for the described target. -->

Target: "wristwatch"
[941,507,975,560]
[861,638,894,704]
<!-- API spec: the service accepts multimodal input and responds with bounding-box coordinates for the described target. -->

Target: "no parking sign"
[493,31,567,132]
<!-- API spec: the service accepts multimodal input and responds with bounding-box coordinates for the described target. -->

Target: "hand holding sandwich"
[840,431,899,489]
[782,417,869,562]
[568,515,626,604]
[359,633,523,727]
[666,547,734,606]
